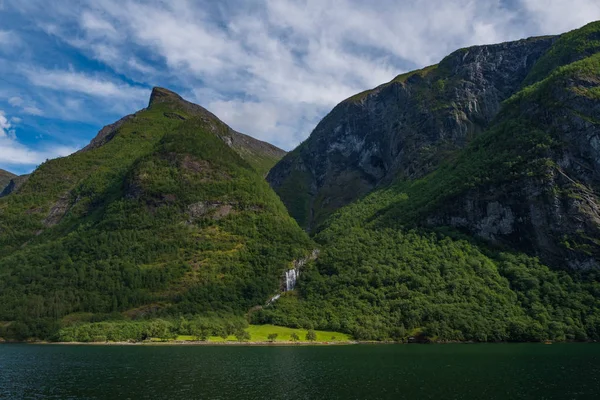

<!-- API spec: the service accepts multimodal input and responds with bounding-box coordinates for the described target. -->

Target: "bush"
[267,333,278,342]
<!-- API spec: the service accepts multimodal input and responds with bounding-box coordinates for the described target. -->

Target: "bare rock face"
[424,71,600,270]
[187,201,236,222]
[268,36,557,230]
[0,174,30,197]
[0,169,16,193]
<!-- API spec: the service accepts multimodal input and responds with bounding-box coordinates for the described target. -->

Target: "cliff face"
[0,174,29,198]
[423,58,600,269]
[267,36,557,230]
[269,22,600,270]
[0,169,16,194]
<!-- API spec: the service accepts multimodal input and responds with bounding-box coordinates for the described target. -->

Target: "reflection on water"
[1,343,599,399]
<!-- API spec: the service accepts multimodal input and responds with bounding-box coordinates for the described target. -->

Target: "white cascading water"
[267,250,319,305]
[285,269,298,291]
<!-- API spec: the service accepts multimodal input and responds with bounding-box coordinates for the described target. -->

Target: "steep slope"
[268,35,556,230]
[0,88,311,339]
[257,22,600,341]
[0,169,16,192]
[376,22,600,270]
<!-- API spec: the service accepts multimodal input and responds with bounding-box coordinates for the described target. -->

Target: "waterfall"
[266,250,320,305]
[285,268,299,291]
[267,294,281,304]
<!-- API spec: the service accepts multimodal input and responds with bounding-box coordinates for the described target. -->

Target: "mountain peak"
[148,86,186,108]
[147,86,219,121]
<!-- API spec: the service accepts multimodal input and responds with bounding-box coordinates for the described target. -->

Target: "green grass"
[174,324,351,342]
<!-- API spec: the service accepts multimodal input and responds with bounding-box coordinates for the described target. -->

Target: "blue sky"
[1,0,599,175]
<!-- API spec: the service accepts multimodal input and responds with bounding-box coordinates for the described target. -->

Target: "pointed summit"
[148,86,187,108]
[147,86,222,122]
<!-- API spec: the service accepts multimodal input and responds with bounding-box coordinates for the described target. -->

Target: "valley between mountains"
[2,22,600,344]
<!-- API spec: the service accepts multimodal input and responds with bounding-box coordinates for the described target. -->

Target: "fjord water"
[1,344,599,399]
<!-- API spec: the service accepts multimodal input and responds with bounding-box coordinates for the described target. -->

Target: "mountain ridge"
[268,34,557,231]
[80,87,286,177]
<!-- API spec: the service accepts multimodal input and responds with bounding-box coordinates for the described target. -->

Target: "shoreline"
[8,340,363,346]
[4,340,594,346]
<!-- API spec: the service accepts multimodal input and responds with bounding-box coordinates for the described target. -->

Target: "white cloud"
[8,96,23,106]
[0,30,19,47]
[521,0,600,34]
[0,111,11,133]
[6,95,44,116]
[0,109,76,166]
[79,11,118,39]
[23,106,43,116]
[22,66,150,101]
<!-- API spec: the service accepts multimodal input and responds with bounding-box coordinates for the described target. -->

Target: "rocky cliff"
[0,169,16,194]
[268,36,556,230]
[269,22,600,270]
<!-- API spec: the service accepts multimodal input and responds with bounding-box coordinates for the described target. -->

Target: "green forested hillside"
[0,89,312,340]
[256,22,600,342]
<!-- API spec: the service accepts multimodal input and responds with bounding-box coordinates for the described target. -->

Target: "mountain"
[0,87,312,339]
[268,22,600,270]
[4,23,600,344]
[0,169,16,193]
[267,35,556,231]
[257,22,600,341]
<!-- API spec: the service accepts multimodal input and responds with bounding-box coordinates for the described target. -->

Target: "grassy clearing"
[174,324,351,342]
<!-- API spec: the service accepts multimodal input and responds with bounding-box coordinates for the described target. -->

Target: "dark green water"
[1,344,599,399]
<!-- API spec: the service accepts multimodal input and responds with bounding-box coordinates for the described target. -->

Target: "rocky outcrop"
[0,174,29,197]
[187,201,236,221]
[268,36,557,230]
[78,114,138,153]
[0,169,16,193]
[43,194,71,227]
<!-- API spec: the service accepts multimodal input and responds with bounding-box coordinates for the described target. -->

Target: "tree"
[306,329,317,341]
[236,330,251,342]
[290,332,300,342]
[149,319,171,341]
[267,333,278,342]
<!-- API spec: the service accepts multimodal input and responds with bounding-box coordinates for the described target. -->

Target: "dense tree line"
[54,316,248,343]
[255,225,600,341]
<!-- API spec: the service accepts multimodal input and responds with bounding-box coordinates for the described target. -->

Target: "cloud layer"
[1,0,600,172]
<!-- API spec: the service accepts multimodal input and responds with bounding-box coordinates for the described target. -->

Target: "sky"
[1,0,600,174]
